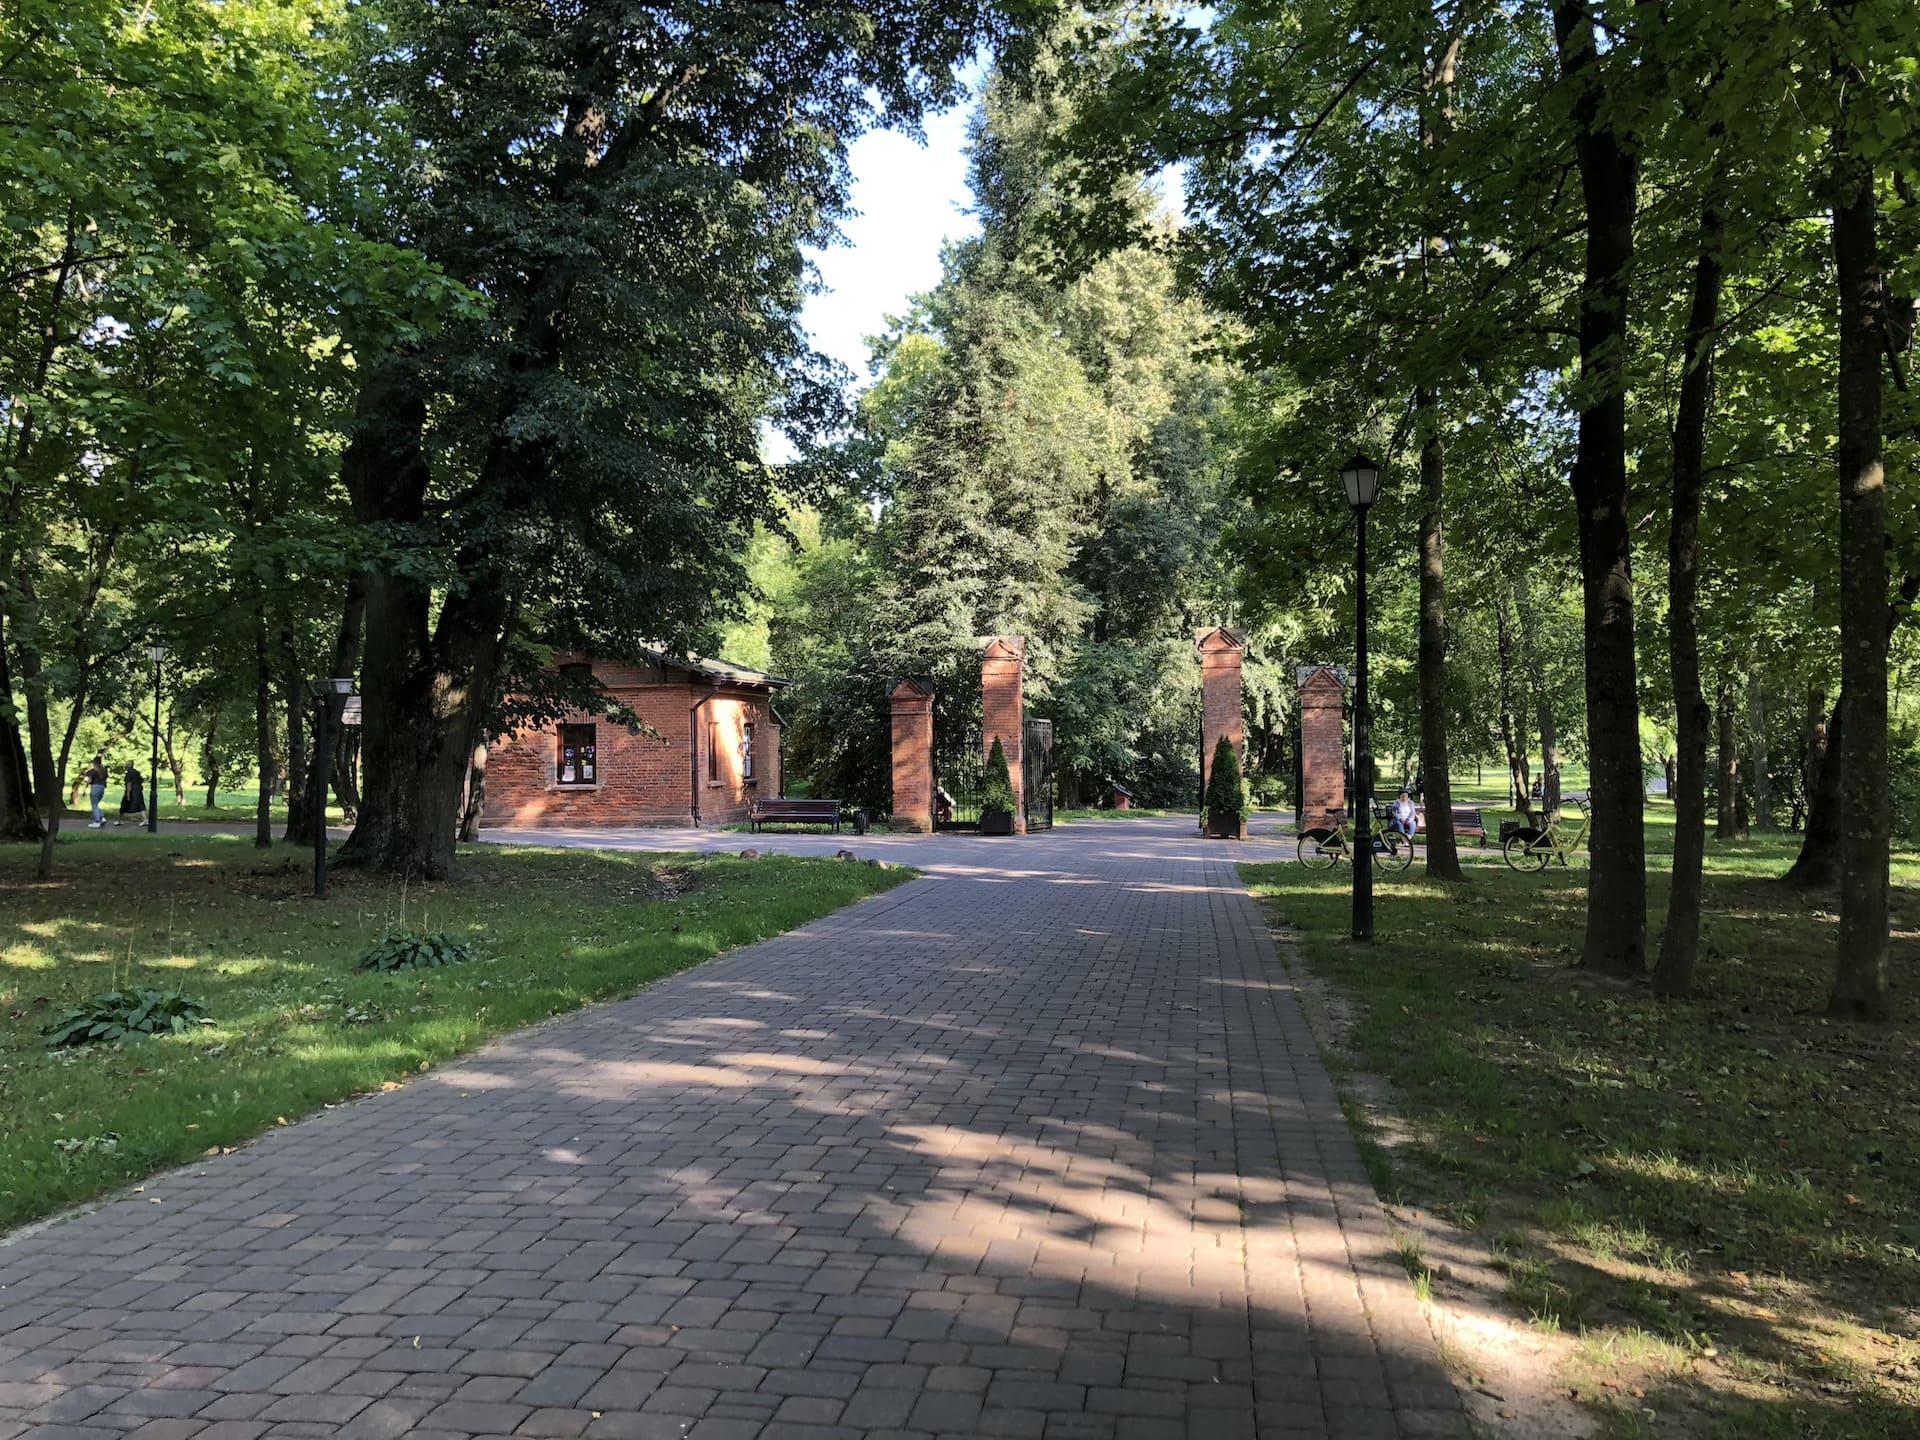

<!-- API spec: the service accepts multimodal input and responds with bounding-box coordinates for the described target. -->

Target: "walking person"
[118,761,145,827]
[84,755,109,828]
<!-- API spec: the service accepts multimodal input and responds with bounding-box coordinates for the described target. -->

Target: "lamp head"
[1340,453,1381,510]
[146,643,168,663]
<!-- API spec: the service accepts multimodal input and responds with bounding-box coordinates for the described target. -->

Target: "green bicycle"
[1296,809,1415,873]
[1502,794,1591,873]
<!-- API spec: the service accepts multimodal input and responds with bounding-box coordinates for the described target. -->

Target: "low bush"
[44,989,211,1049]
[355,931,474,973]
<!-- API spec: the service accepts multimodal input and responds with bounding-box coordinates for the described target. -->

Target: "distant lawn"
[0,834,909,1231]
[1055,805,1192,823]
[61,789,348,825]
[1243,817,1920,1439]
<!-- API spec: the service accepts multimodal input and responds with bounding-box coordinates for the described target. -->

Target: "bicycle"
[1502,794,1591,873]
[1296,810,1415,873]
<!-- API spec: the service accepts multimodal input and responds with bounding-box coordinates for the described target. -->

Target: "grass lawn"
[0,833,910,1232]
[62,790,349,825]
[1242,808,1919,1439]
[1054,805,1193,823]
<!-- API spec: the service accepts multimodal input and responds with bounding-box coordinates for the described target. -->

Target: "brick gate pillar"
[1197,628,1247,820]
[888,678,936,833]
[980,636,1026,835]
[1298,665,1349,824]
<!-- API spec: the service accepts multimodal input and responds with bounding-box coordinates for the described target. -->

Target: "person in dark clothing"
[84,756,109,827]
[119,763,145,825]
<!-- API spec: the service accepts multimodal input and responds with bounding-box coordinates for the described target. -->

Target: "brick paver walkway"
[0,817,1465,1439]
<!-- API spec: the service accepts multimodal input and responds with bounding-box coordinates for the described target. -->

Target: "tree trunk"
[1416,393,1464,880]
[1785,696,1843,886]
[1495,590,1531,813]
[1828,98,1891,1021]
[333,727,362,818]
[254,618,274,849]
[21,638,63,879]
[1554,0,1646,976]
[164,701,185,805]
[0,632,44,841]
[280,625,310,844]
[1655,199,1723,997]
[1414,32,1464,882]
[1715,672,1740,839]
[1514,572,1559,818]
[296,577,367,846]
[1750,668,1772,829]
[203,705,221,810]
[335,368,517,879]
[459,743,488,842]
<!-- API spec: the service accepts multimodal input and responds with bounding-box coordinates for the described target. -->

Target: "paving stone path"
[0,817,1466,1439]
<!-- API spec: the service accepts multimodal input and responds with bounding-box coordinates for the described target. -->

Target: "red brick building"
[483,649,785,829]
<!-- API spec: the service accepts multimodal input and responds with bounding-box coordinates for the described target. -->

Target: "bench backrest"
[1449,806,1486,827]
[753,798,839,815]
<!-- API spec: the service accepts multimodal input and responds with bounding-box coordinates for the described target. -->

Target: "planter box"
[1206,809,1244,839]
[981,808,1015,836]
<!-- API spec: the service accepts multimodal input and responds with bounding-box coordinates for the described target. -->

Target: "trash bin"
[851,809,869,835]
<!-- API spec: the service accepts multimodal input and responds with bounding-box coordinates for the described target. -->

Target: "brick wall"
[889,679,935,833]
[1197,628,1246,806]
[980,637,1025,835]
[1299,667,1347,823]
[483,659,783,829]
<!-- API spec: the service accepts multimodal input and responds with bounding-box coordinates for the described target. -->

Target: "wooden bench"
[749,797,843,833]
[1449,806,1489,845]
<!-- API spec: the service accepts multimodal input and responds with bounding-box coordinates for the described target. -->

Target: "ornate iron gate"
[931,689,982,831]
[1024,717,1054,832]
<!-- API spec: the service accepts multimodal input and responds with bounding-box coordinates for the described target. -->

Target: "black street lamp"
[1340,453,1381,941]
[310,678,354,897]
[145,643,167,834]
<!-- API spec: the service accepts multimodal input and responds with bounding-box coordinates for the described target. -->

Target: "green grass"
[62,787,349,824]
[0,832,910,1230]
[1242,805,1920,1438]
[1054,805,1192,823]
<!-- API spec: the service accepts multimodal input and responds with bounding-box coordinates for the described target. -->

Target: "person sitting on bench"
[1390,790,1419,840]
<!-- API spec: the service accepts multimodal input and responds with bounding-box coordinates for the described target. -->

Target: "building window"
[707,721,720,783]
[557,723,597,786]
[741,722,755,781]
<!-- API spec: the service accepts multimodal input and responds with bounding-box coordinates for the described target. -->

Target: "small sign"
[340,696,363,727]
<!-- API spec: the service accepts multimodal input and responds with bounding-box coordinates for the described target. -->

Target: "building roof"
[1196,625,1248,651]
[1296,664,1352,690]
[631,643,790,690]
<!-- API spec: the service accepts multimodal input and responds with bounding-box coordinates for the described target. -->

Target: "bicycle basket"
[1499,820,1522,843]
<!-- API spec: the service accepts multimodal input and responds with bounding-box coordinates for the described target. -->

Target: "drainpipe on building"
[689,691,716,827]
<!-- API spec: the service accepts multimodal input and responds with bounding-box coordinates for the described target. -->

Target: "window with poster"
[557,724,597,786]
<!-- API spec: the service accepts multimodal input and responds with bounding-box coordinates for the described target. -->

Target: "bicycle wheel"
[1374,831,1414,874]
[1297,828,1342,869]
[1503,830,1550,873]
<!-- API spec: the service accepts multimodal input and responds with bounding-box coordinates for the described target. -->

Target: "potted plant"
[980,737,1018,835]
[1205,735,1247,839]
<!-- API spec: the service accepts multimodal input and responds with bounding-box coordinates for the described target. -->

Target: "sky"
[800,101,981,385]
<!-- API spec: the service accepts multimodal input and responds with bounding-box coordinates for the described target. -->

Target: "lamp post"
[1340,453,1381,941]
[145,644,167,833]
[310,678,354,897]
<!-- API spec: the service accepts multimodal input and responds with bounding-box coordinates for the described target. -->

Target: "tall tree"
[1550,0,1646,976]
[1654,192,1726,996]
[1825,18,1892,1019]
[334,0,1025,878]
